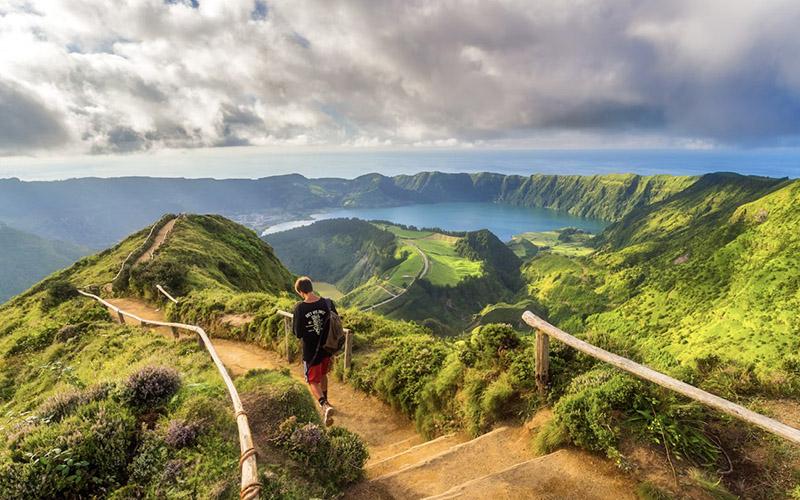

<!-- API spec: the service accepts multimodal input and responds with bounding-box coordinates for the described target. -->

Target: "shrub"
[2,401,137,498]
[553,368,645,459]
[5,326,58,356]
[42,280,77,310]
[272,417,368,488]
[236,369,320,438]
[327,426,370,484]
[468,323,520,368]
[130,259,189,297]
[164,419,200,449]
[124,366,181,411]
[128,432,169,486]
[359,335,449,416]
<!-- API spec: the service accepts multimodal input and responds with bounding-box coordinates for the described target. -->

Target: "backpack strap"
[312,297,331,362]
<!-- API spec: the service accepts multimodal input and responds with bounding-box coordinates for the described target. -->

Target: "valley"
[2,172,800,499]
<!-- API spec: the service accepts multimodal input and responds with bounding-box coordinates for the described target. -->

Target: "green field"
[373,224,485,287]
[511,230,595,258]
[314,281,344,300]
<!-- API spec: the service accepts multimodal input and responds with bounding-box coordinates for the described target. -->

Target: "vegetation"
[0,171,693,251]
[266,218,399,291]
[128,214,294,299]
[112,214,177,291]
[0,223,88,303]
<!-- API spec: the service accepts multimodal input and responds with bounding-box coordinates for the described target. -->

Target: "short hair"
[295,276,313,294]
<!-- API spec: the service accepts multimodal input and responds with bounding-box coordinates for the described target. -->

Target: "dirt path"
[365,242,428,312]
[134,217,178,266]
[106,297,419,459]
[105,297,637,499]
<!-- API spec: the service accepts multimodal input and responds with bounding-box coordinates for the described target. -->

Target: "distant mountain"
[0,223,89,303]
[0,172,699,248]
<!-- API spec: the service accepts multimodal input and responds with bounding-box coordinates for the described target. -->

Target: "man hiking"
[292,276,336,426]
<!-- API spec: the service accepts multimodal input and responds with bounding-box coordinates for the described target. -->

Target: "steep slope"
[0,214,369,498]
[127,214,294,299]
[266,218,399,291]
[0,223,89,303]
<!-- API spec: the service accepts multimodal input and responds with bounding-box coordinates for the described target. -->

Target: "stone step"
[364,427,531,498]
[423,449,637,500]
[367,433,465,478]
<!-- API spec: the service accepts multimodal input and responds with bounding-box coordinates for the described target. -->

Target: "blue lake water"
[263,202,609,242]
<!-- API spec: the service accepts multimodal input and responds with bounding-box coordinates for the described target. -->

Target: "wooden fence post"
[343,330,353,381]
[535,329,549,395]
[171,326,179,339]
[197,332,204,349]
[117,311,125,324]
[283,317,292,362]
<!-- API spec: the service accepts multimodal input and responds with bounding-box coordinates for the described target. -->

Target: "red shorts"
[303,356,332,384]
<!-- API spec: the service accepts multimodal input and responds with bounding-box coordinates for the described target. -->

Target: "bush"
[236,369,321,439]
[42,280,77,310]
[468,323,520,368]
[5,326,58,356]
[355,335,449,417]
[124,366,181,411]
[1,401,137,498]
[327,426,370,484]
[553,368,645,459]
[128,432,169,486]
[272,417,368,488]
[130,259,189,297]
[164,419,200,449]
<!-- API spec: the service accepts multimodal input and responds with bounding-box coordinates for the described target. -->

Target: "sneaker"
[322,403,335,426]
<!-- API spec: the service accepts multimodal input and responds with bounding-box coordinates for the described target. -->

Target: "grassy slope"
[524,173,797,376]
[265,218,398,292]
[128,215,294,299]
[0,224,90,304]
[0,214,366,498]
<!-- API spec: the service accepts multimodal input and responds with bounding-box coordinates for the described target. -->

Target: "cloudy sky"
[2,0,800,160]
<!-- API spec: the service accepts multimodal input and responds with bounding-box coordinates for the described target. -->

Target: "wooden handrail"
[522,310,800,446]
[79,290,261,499]
[156,284,179,304]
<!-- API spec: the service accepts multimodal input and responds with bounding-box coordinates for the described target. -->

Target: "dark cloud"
[0,80,70,152]
[2,0,800,154]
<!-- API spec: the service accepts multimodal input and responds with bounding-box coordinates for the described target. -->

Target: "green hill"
[265,218,399,292]
[0,215,362,498]
[524,172,795,376]
[0,224,89,304]
[3,205,797,498]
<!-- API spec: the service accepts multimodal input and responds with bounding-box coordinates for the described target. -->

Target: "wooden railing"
[79,290,261,499]
[157,285,353,378]
[522,310,800,446]
[276,309,353,380]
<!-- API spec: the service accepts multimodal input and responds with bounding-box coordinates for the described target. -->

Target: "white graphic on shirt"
[305,310,325,336]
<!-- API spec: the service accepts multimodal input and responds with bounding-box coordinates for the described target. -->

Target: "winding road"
[364,241,429,312]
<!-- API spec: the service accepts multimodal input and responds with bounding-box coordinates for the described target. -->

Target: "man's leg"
[309,381,324,401]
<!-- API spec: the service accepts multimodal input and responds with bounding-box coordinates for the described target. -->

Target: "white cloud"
[1,0,800,156]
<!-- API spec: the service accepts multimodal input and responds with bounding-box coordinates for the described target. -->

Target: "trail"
[106,297,419,459]
[104,296,637,499]
[365,242,428,312]
[134,217,178,266]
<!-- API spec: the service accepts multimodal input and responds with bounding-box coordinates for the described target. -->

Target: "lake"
[263,202,609,242]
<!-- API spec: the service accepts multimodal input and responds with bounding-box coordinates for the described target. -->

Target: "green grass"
[410,235,483,286]
[314,281,344,300]
[512,230,596,257]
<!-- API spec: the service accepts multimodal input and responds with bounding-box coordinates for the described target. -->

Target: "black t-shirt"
[292,298,337,365]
